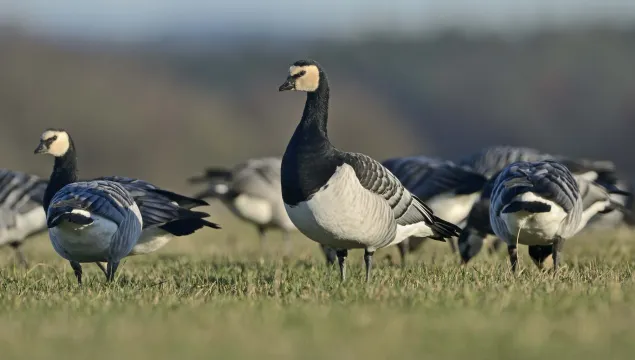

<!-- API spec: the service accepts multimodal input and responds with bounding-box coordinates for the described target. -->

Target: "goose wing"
[47,181,138,227]
[382,156,445,191]
[231,158,283,201]
[410,163,488,201]
[0,169,47,213]
[458,146,551,177]
[492,161,579,216]
[343,152,461,239]
[97,176,219,232]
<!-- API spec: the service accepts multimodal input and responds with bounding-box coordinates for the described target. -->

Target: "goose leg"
[257,225,266,255]
[69,261,83,285]
[106,261,120,282]
[94,262,108,278]
[398,239,408,268]
[447,237,458,253]
[364,249,374,282]
[552,236,564,273]
[508,245,518,273]
[9,242,28,268]
[336,249,348,282]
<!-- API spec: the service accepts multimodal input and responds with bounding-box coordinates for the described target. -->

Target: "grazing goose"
[0,170,48,266]
[35,129,142,283]
[458,154,623,264]
[35,129,219,283]
[489,160,628,272]
[278,59,461,281]
[189,157,295,254]
[383,156,487,265]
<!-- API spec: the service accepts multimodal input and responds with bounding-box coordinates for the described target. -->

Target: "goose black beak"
[278,79,295,91]
[34,142,47,154]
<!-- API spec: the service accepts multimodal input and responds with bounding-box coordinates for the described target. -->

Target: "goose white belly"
[129,228,174,255]
[285,164,395,250]
[9,207,47,242]
[229,194,273,226]
[426,192,480,226]
[500,194,567,246]
[49,212,118,262]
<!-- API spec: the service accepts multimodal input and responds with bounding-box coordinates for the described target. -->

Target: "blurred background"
[2,0,635,193]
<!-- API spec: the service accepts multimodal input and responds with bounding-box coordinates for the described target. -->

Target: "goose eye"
[293,70,306,79]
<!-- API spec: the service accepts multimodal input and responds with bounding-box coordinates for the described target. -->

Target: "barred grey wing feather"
[108,209,143,261]
[48,181,136,227]
[343,152,435,225]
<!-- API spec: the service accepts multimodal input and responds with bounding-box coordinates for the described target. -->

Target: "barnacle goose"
[278,59,461,281]
[189,157,296,253]
[382,156,487,265]
[0,170,48,266]
[458,150,624,265]
[35,130,143,283]
[35,129,220,283]
[489,160,629,272]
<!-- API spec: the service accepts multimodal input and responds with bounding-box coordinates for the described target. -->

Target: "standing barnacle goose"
[35,130,143,284]
[35,129,220,284]
[189,157,296,254]
[382,156,487,265]
[489,160,628,272]
[0,170,48,266]
[278,60,461,281]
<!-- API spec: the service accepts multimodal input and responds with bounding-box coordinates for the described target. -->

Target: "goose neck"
[44,145,78,211]
[298,83,330,142]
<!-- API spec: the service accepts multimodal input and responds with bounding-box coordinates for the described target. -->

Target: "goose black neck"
[296,75,330,145]
[43,141,78,211]
[282,71,343,205]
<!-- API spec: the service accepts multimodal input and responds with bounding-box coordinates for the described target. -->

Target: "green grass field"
[2,220,635,360]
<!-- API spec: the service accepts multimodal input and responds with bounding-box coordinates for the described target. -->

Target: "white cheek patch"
[289,65,320,92]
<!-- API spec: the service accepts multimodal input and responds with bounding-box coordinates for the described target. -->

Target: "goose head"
[34,129,71,157]
[278,59,322,92]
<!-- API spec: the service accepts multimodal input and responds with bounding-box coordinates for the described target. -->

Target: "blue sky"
[2,0,635,39]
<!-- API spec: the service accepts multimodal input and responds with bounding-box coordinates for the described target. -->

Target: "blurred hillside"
[1,28,635,191]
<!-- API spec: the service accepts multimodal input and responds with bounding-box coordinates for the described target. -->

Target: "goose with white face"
[278,64,320,92]
[34,129,71,157]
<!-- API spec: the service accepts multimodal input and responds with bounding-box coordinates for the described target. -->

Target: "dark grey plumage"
[100,176,219,252]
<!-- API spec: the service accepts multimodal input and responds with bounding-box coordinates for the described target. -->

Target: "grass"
[2,221,635,360]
